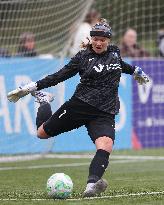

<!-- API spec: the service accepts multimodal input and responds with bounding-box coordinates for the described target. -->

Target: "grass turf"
[0,149,164,205]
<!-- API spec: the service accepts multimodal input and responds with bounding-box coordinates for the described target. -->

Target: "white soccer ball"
[46,173,73,199]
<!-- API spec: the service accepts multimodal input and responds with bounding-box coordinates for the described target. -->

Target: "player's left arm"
[112,45,149,85]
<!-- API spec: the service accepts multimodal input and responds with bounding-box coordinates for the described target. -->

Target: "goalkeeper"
[7,18,149,197]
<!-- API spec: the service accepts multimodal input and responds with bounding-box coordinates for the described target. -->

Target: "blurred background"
[0,0,163,56]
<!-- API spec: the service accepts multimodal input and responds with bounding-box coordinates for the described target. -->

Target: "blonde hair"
[80,37,91,49]
[99,18,108,25]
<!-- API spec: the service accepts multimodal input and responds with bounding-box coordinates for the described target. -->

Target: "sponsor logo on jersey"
[93,63,121,72]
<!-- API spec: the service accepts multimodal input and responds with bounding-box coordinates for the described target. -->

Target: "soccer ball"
[46,173,73,199]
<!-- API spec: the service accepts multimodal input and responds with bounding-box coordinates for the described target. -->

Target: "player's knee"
[95,136,113,153]
[37,124,50,139]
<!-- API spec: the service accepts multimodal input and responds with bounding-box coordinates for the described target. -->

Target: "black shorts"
[43,97,115,143]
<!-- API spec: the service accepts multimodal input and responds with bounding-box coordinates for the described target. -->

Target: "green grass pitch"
[0,148,164,205]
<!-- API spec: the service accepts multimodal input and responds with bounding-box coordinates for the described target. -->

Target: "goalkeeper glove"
[133,66,149,85]
[7,82,37,103]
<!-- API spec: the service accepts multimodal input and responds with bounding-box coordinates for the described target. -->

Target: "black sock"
[87,149,110,184]
[36,103,52,129]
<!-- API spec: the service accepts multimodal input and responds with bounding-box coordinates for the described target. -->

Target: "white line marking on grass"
[112,155,164,160]
[0,162,90,171]
[45,154,164,160]
[0,154,42,162]
[0,158,161,171]
[0,154,164,163]
[0,191,164,201]
[68,191,164,201]
[1,154,164,163]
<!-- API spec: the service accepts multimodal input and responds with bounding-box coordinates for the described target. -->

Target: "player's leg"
[35,95,84,139]
[83,115,115,197]
[36,103,52,139]
[31,91,54,138]
[83,137,113,197]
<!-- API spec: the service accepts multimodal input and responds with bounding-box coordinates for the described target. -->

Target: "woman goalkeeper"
[7,19,149,197]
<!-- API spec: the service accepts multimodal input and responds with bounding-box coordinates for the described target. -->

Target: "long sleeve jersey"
[37,45,135,114]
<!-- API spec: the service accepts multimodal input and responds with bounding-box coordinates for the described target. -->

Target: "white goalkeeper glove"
[7,82,37,103]
[133,66,149,85]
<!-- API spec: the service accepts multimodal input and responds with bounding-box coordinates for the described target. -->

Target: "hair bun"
[99,18,108,24]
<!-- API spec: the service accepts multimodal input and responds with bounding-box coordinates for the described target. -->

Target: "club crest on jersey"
[93,63,121,72]
[112,52,119,59]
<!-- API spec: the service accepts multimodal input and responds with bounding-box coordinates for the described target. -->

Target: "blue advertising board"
[132,59,164,148]
[0,57,132,153]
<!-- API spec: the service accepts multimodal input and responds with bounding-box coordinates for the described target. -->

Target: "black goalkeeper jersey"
[36,45,135,114]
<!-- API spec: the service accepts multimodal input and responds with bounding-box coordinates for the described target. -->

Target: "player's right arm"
[36,52,81,90]
[7,52,81,103]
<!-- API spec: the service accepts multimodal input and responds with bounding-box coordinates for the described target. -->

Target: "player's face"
[91,36,110,54]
